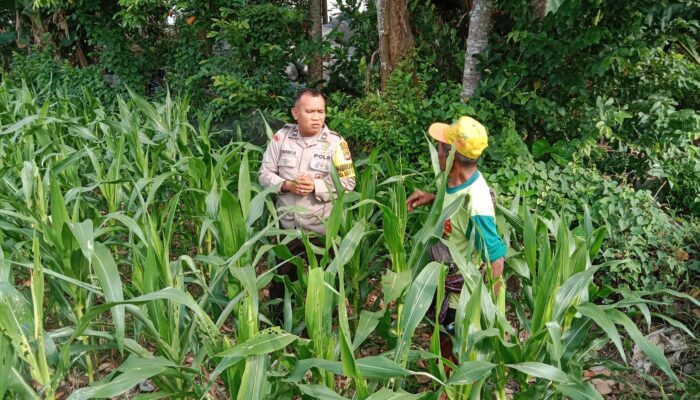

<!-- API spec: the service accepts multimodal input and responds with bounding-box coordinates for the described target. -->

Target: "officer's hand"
[282,180,304,196]
[294,174,315,196]
[406,190,436,212]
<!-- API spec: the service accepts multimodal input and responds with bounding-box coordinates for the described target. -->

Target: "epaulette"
[327,129,342,138]
[276,124,298,139]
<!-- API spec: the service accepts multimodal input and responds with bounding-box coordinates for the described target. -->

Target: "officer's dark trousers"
[268,237,325,300]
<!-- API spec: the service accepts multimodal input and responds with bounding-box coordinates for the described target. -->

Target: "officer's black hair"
[293,88,325,105]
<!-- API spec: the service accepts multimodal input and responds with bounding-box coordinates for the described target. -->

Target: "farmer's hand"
[406,190,436,212]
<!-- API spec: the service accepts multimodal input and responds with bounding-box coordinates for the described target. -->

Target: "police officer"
[259,88,355,299]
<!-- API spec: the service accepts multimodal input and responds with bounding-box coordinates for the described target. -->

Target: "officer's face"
[292,94,326,137]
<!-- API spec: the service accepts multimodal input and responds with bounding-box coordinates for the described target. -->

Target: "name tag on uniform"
[309,156,330,172]
[279,156,297,167]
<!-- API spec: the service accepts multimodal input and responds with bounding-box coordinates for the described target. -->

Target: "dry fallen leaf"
[675,248,689,261]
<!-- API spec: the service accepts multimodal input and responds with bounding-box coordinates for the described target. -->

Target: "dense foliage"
[0,84,696,399]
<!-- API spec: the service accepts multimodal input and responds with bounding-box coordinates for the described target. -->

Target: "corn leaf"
[297,384,348,400]
[607,309,679,383]
[394,262,442,366]
[67,357,174,400]
[576,302,625,362]
[445,361,497,385]
[92,242,125,352]
[506,362,570,383]
[554,382,604,400]
[366,388,427,400]
[236,355,268,400]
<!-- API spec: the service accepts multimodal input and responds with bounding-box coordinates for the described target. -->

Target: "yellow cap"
[428,116,488,159]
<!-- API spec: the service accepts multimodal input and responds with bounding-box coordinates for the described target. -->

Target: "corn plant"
[426,197,695,400]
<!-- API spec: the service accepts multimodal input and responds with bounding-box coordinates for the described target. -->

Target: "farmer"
[406,116,507,363]
[259,88,356,299]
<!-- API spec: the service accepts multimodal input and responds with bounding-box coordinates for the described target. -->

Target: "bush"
[200,4,313,118]
[483,128,698,289]
[3,47,117,104]
[480,0,700,214]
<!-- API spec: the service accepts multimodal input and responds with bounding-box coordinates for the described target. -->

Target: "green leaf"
[67,357,173,400]
[394,262,442,366]
[553,266,599,323]
[69,220,95,263]
[92,242,125,352]
[353,310,383,350]
[238,151,251,218]
[445,361,496,385]
[496,204,523,233]
[215,189,246,258]
[100,213,147,245]
[381,269,411,305]
[366,388,427,400]
[286,356,411,382]
[546,321,564,364]
[325,189,345,247]
[576,303,625,362]
[523,205,537,280]
[427,134,440,176]
[328,220,367,273]
[258,110,274,140]
[607,309,679,383]
[215,328,298,358]
[506,362,570,383]
[237,355,268,400]
[381,205,406,273]
[285,358,343,382]
[651,313,696,339]
[230,265,259,318]
[246,184,279,227]
[532,139,551,158]
[555,382,604,400]
[73,288,218,340]
[297,384,348,400]
[355,356,411,379]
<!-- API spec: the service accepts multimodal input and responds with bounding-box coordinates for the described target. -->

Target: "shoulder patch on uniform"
[332,139,355,178]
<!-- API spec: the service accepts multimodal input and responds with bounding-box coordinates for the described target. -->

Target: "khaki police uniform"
[259,124,355,235]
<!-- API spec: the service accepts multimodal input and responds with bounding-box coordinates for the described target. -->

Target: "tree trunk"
[309,0,324,86]
[375,0,414,90]
[322,0,328,24]
[531,0,548,20]
[461,0,494,99]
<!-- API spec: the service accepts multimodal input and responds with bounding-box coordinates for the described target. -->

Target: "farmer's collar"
[446,170,480,194]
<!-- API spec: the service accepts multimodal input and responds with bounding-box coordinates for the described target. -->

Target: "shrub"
[4,47,116,104]
[480,0,700,214]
